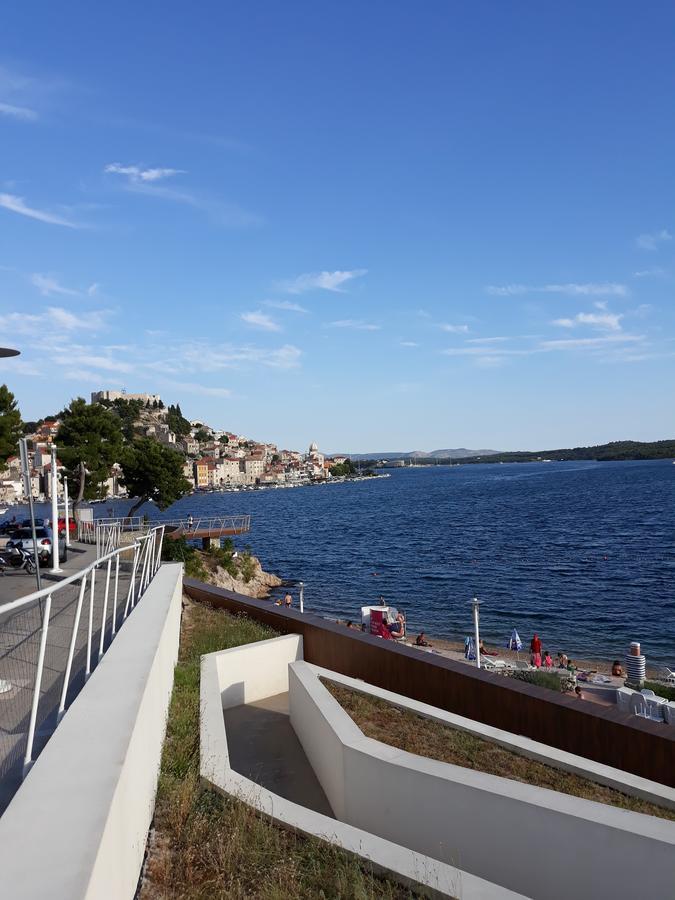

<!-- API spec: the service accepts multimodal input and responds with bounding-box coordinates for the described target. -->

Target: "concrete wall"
[289,660,675,900]
[0,563,183,900]
[201,636,524,900]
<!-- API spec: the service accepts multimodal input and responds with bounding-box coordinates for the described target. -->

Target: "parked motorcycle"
[0,546,37,576]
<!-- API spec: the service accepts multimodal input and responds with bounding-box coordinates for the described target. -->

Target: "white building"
[91,390,161,406]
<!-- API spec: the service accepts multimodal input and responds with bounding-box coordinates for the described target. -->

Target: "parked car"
[7,527,67,564]
[20,518,45,529]
[57,517,77,535]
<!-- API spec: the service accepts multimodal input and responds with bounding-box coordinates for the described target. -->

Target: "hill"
[452,439,675,465]
[346,448,501,461]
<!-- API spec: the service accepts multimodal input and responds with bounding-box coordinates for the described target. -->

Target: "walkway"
[0,542,98,608]
[224,692,334,817]
[0,544,140,814]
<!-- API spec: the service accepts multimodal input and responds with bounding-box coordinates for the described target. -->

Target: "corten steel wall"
[184,578,675,788]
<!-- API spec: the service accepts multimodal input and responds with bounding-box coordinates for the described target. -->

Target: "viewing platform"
[160,515,251,549]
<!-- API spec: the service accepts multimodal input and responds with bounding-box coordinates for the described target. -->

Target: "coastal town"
[0,388,361,506]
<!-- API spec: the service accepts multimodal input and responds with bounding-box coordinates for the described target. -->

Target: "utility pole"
[19,438,41,592]
[50,444,62,574]
[471,597,482,669]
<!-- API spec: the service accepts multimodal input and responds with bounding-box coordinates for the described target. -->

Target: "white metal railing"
[157,514,251,534]
[0,525,165,778]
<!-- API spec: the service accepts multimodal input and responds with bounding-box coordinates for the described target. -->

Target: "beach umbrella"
[508,628,523,659]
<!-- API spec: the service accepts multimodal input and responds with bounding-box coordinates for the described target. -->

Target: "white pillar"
[50,444,62,574]
[63,476,71,548]
[472,597,481,669]
[299,582,304,614]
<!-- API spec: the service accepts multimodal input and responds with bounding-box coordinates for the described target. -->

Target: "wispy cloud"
[240,311,281,332]
[540,334,643,351]
[280,269,367,294]
[327,319,380,331]
[264,299,308,313]
[552,312,623,332]
[87,282,100,297]
[0,193,80,228]
[0,101,37,121]
[0,307,109,336]
[30,273,80,297]
[116,179,262,227]
[636,229,672,251]
[487,282,628,297]
[400,341,420,347]
[466,336,510,344]
[104,162,185,183]
[633,267,665,278]
[155,378,232,398]
[439,323,469,334]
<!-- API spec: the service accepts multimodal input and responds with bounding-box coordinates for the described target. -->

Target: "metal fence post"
[111,554,120,636]
[58,574,88,721]
[85,568,96,679]
[98,558,112,660]
[23,592,53,776]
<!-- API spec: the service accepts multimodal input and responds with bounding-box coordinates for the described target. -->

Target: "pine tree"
[0,385,23,465]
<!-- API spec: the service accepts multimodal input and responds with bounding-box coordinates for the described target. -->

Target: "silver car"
[7,527,67,564]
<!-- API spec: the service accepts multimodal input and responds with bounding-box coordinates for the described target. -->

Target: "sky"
[0,1,674,453]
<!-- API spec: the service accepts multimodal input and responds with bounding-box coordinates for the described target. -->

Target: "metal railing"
[157,514,251,534]
[0,526,165,788]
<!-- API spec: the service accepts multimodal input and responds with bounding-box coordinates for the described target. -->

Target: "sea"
[9,459,675,664]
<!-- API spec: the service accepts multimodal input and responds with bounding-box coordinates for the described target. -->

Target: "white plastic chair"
[641,688,656,698]
[630,694,648,718]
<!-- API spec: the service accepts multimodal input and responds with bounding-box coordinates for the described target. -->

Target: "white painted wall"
[217,632,302,709]
[203,637,523,900]
[290,661,675,900]
[308,664,675,812]
[0,563,183,900]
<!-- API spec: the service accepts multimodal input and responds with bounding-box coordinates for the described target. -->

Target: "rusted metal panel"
[184,578,675,788]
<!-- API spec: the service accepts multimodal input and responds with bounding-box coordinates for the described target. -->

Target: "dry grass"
[139,598,421,899]
[323,680,675,822]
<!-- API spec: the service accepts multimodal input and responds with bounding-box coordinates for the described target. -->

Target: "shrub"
[510,669,569,692]
[239,550,256,583]
[161,535,207,580]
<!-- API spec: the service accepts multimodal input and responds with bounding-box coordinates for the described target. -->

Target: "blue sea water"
[159,459,675,664]
[12,459,675,663]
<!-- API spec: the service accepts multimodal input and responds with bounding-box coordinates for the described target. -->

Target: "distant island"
[349,440,675,466]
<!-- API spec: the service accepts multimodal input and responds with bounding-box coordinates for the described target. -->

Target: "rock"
[208,554,282,599]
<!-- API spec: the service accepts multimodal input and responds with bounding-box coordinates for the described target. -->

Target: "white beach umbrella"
[508,628,523,658]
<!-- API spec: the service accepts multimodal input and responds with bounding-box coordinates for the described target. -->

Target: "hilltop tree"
[194,427,212,443]
[0,385,23,464]
[111,397,144,441]
[166,403,191,437]
[58,398,124,504]
[121,438,191,516]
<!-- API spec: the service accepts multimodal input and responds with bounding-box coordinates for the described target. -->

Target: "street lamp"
[0,347,20,358]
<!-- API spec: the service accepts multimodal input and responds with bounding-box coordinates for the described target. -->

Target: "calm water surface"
[18,460,674,663]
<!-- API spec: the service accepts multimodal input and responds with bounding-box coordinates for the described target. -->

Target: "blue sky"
[0,1,673,452]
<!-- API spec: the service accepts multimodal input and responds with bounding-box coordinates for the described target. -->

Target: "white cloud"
[155,378,232,398]
[439,323,469,334]
[0,307,108,336]
[240,311,281,332]
[552,312,623,331]
[540,334,643,351]
[87,282,100,296]
[487,282,627,297]
[466,336,510,344]
[104,163,184,183]
[280,269,367,294]
[400,341,419,347]
[264,299,308,313]
[328,319,380,331]
[30,273,80,297]
[633,267,665,278]
[0,102,37,121]
[636,229,672,251]
[475,355,508,368]
[0,193,79,228]
[117,179,263,227]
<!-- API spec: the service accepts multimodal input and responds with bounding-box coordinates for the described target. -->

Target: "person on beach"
[558,652,568,668]
[530,632,542,668]
[574,685,584,700]
[543,651,553,668]
[284,592,293,608]
[416,632,432,647]
[479,639,498,657]
[388,613,405,638]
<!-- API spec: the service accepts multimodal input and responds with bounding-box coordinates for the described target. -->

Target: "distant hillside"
[453,439,675,465]
[346,448,501,461]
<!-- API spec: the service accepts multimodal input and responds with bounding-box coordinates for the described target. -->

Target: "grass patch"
[139,599,420,899]
[509,669,567,692]
[644,680,675,702]
[322,680,675,823]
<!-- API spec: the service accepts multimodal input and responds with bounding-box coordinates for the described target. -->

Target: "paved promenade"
[0,541,140,813]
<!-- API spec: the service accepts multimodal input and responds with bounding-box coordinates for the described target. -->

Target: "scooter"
[0,546,37,576]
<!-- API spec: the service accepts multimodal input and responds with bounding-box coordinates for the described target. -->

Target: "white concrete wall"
[308,665,675,812]
[0,563,183,900]
[203,637,523,900]
[217,632,303,709]
[290,661,675,900]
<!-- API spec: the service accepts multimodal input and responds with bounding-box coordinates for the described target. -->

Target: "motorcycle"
[0,545,37,576]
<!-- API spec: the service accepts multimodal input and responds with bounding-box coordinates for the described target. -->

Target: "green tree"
[111,397,144,441]
[166,403,191,437]
[121,437,191,516]
[0,385,23,465]
[194,427,211,443]
[58,398,124,504]
[219,434,229,444]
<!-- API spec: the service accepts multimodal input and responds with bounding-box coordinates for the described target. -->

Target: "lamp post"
[19,438,41,592]
[471,597,482,669]
[50,444,62,574]
[63,475,71,549]
[299,582,304,614]
[0,348,20,358]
